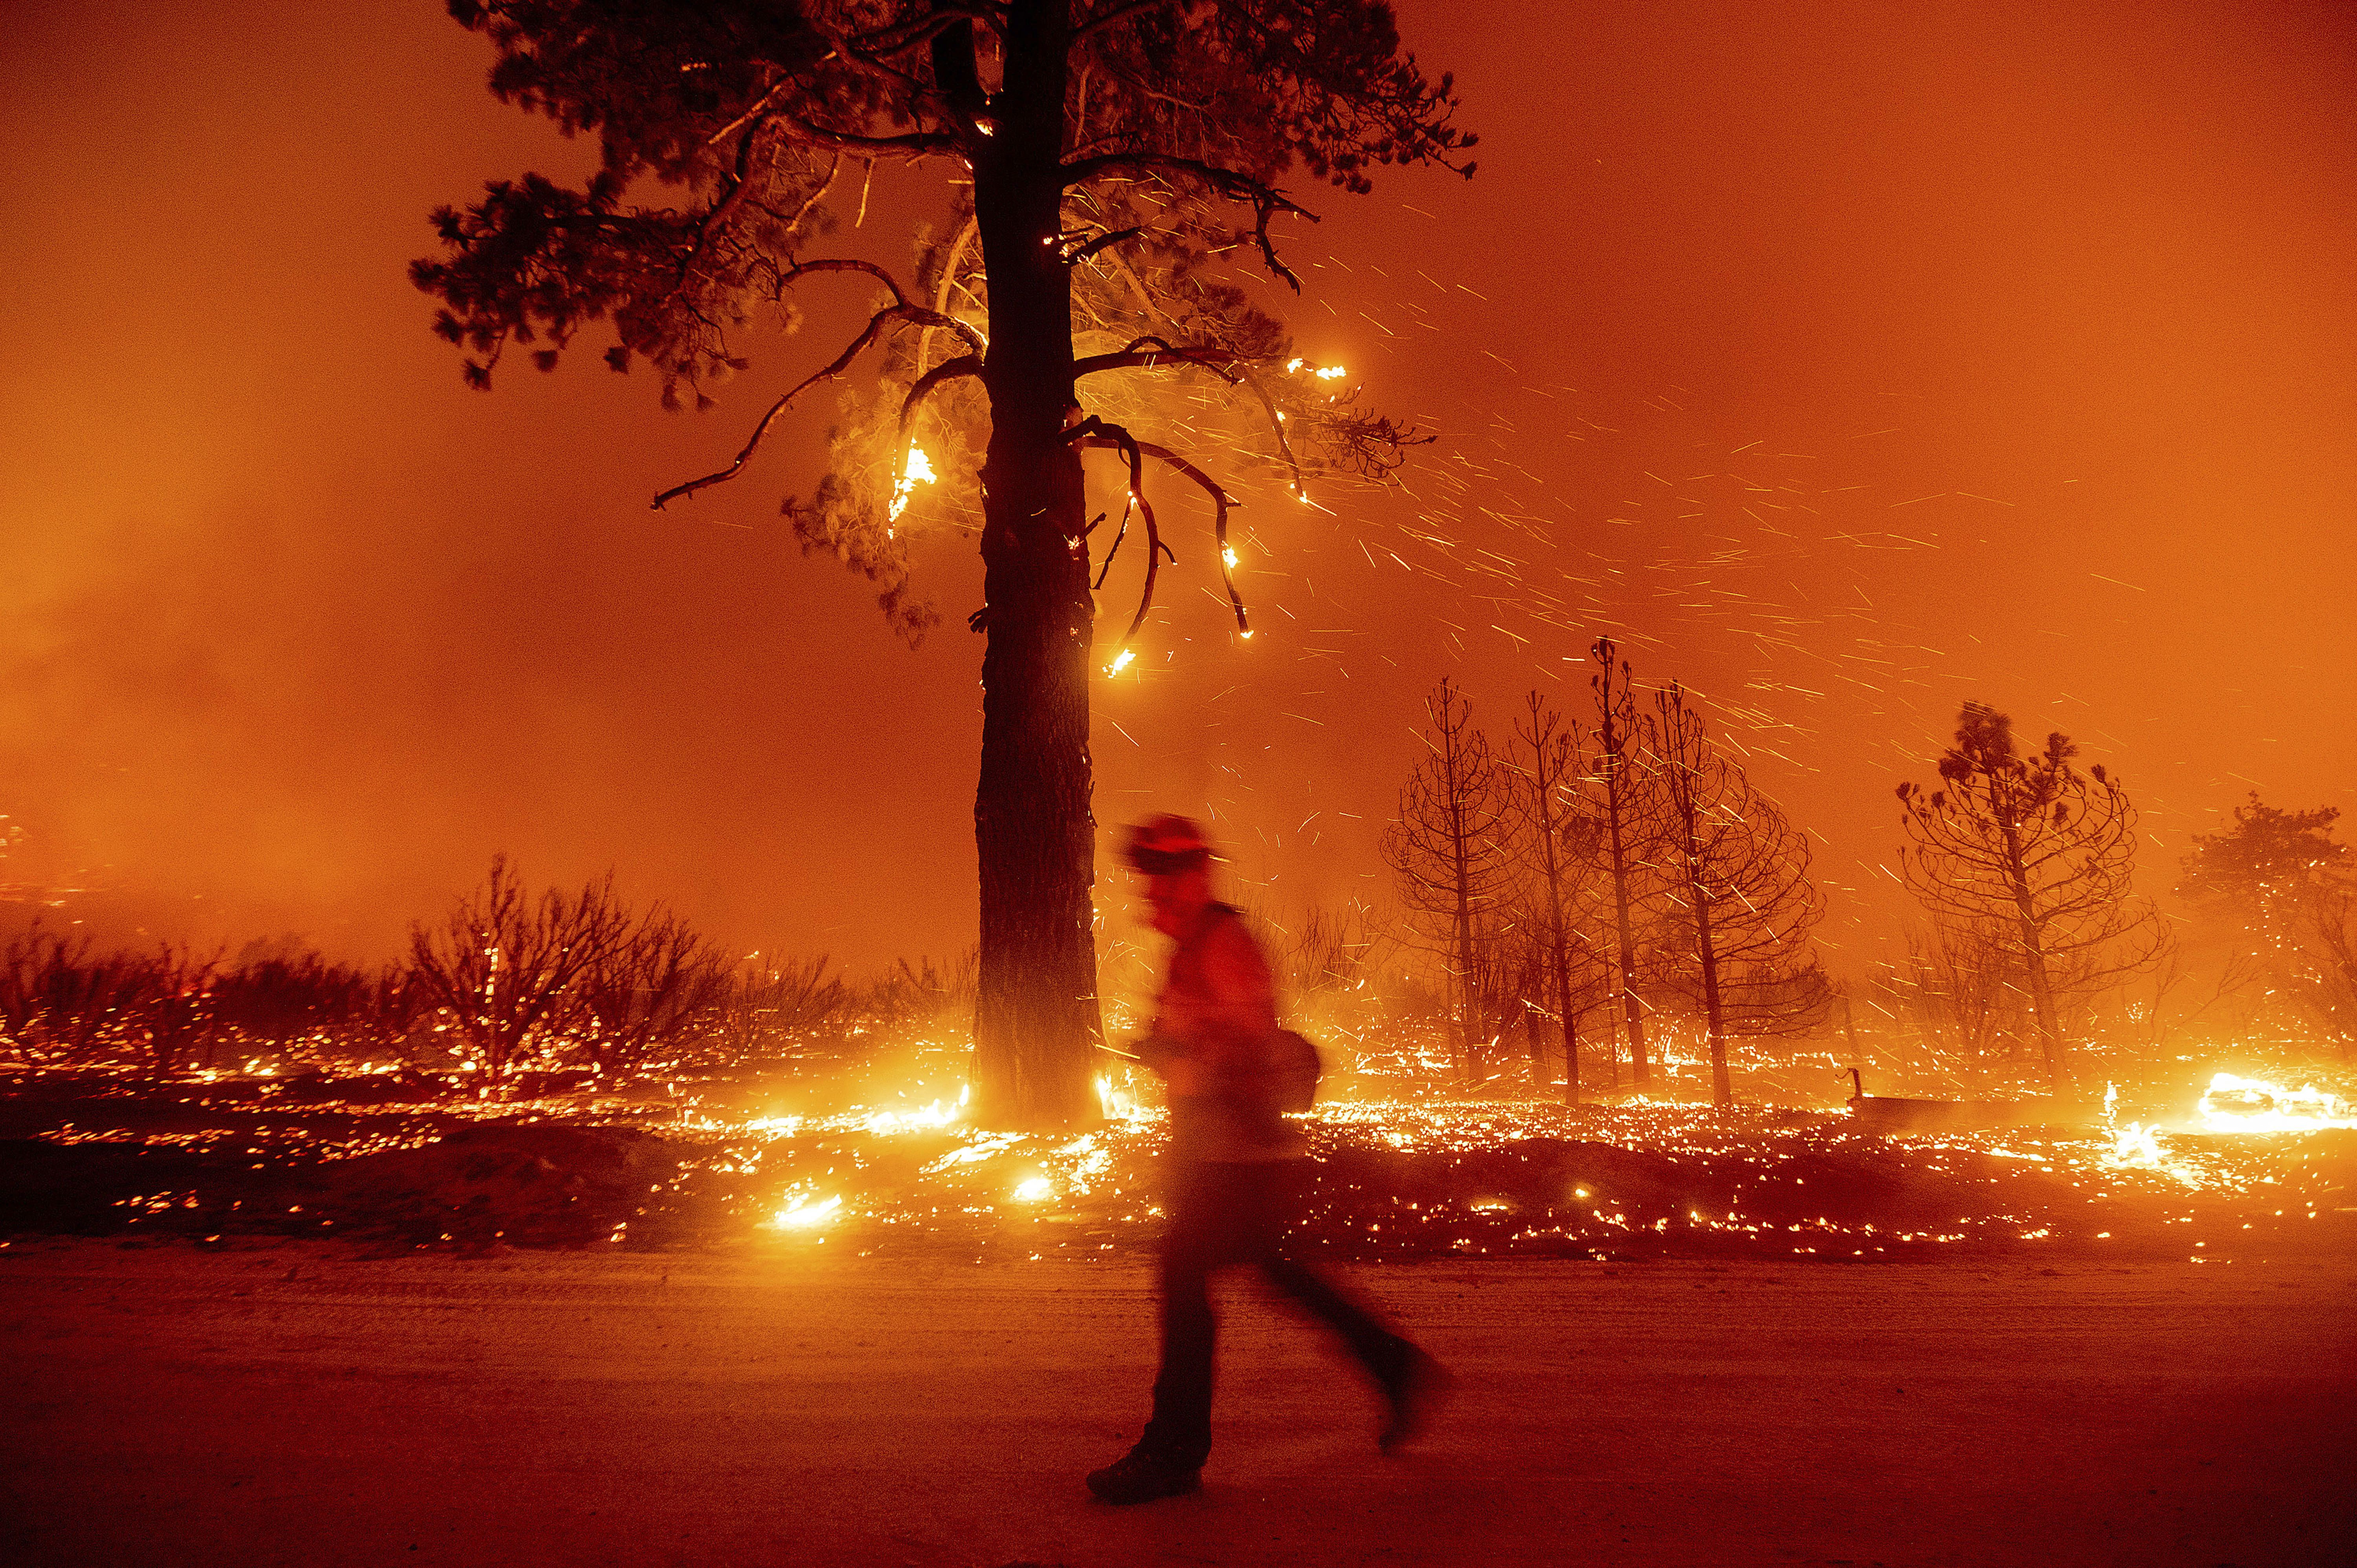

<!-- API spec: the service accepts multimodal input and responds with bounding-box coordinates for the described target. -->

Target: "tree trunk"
[1552,942,1579,1108]
[1686,855,1733,1109]
[1605,782,1651,1086]
[1661,780,1733,1108]
[968,0,1103,1127]
[1998,815,2068,1083]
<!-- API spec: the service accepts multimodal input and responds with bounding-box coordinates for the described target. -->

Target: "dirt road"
[3,1241,2350,1567]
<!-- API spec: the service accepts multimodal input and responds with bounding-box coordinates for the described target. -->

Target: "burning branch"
[1066,416,1250,653]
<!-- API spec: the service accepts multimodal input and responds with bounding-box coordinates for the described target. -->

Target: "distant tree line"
[2178,796,2356,1055]
[0,855,973,1086]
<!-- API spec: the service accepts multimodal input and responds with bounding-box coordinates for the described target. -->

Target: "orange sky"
[3,0,2353,984]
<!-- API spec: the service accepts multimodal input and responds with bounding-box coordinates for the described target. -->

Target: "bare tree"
[1897,923,2012,1072]
[1257,899,1393,1049]
[409,856,635,1082]
[130,946,224,1078]
[1650,685,1831,1106]
[1581,638,1662,1088]
[861,950,982,1031]
[1895,703,2167,1081]
[1382,677,1514,1082]
[1506,691,1615,1104]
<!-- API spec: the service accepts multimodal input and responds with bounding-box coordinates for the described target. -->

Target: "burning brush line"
[7,1065,2350,1260]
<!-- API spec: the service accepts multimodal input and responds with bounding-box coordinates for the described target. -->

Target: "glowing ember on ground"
[6,1051,2350,1262]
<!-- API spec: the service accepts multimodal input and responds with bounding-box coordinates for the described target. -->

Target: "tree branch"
[1063,224,1146,264]
[1074,0,1175,42]
[1068,417,1251,641]
[752,258,986,355]
[783,115,959,159]
[652,299,956,510]
[847,5,1008,59]
[899,353,984,436]
[1059,153,1318,291]
[1070,338,1244,385]
[1070,339,1306,496]
[1065,416,1164,646]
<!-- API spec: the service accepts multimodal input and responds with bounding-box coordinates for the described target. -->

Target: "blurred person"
[1086,814,1448,1506]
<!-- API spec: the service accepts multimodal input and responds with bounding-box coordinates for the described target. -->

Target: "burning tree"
[1382,676,1514,1081]
[1650,683,1831,1107]
[1894,702,2167,1080]
[2182,796,2356,1054]
[412,2,1474,1124]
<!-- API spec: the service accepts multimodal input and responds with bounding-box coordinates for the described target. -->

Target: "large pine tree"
[413,2,1473,1124]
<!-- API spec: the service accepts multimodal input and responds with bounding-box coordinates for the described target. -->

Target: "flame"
[861,1099,958,1135]
[774,1194,840,1228]
[2101,1123,2204,1187]
[1314,364,1347,380]
[1012,1175,1053,1203]
[1095,1073,1140,1119]
[1222,545,1239,568]
[2195,1072,2356,1132]
[887,446,937,524]
[1105,647,1135,676]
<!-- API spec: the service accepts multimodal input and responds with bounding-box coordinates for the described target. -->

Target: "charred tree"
[1382,677,1514,1082]
[413,2,1475,1126]
[1650,684,1831,1107]
[1584,637,1659,1088]
[1895,702,2166,1081]
[1507,691,1607,1105]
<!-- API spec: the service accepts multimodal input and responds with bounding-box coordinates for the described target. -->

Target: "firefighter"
[1087,814,1448,1506]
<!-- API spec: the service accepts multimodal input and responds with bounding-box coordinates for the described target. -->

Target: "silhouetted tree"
[1651,684,1831,1106]
[1506,691,1610,1104]
[1582,637,1661,1088]
[208,942,378,1056]
[1895,702,2166,1080]
[415,2,1474,1125]
[1382,677,1512,1081]
[2183,796,2356,1054]
[1886,923,2011,1072]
